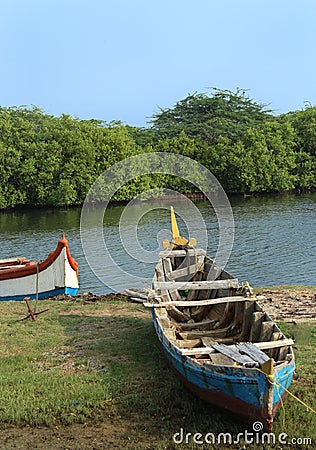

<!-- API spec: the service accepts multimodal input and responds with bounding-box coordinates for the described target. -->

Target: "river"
[0,193,315,294]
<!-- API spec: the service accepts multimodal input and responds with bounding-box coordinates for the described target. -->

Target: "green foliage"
[288,106,316,156]
[149,89,314,194]
[283,106,316,189]
[150,88,273,144]
[0,107,142,208]
[0,91,315,210]
[294,151,316,190]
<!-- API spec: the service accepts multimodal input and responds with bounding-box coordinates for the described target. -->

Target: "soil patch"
[255,286,316,322]
[0,419,147,450]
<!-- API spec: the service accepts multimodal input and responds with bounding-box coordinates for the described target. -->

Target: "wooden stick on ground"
[19,297,49,321]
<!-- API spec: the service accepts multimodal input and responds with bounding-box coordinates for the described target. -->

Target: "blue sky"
[1,0,316,127]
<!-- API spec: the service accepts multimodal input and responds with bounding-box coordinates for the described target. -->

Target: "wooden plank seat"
[0,264,28,270]
[253,338,294,350]
[179,319,219,330]
[179,338,294,357]
[167,259,205,280]
[158,249,206,258]
[144,296,247,308]
[153,279,239,291]
[0,257,26,264]
[179,329,230,340]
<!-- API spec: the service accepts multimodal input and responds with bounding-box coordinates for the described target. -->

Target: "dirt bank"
[255,286,316,322]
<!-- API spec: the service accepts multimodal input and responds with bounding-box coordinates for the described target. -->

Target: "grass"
[0,301,112,425]
[0,293,315,449]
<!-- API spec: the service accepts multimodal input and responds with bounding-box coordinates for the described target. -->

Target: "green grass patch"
[0,300,112,425]
[0,296,315,449]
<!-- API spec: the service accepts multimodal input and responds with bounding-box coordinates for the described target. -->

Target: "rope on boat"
[255,367,316,415]
[34,262,39,313]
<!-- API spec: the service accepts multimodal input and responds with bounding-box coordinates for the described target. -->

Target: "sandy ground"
[1,287,315,449]
[254,287,316,322]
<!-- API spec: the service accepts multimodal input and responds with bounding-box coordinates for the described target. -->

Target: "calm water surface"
[0,193,315,294]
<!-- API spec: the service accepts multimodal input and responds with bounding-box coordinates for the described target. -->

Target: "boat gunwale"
[0,235,78,281]
[154,313,295,377]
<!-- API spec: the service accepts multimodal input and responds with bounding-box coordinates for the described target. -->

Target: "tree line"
[0,89,315,209]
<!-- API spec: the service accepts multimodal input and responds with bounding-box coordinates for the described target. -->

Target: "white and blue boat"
[0,234,79,301]
[147,207,295,430]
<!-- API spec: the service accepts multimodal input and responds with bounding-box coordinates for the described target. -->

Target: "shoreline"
[0,190,315,213]
[48,285,316,323]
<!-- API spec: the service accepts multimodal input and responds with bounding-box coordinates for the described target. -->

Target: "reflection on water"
[0,193,315,294]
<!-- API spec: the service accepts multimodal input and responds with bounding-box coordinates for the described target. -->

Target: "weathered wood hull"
[0,235,79,301]
[153,310,294,429]
[151,249,295,429]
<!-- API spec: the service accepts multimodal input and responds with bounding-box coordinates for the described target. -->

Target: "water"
[0,193,315,294]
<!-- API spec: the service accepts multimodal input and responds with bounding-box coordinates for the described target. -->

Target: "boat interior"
[153,250,294,369]
[0,257,34,270]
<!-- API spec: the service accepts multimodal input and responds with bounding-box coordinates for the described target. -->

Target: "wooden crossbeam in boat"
[144,296,247,308]
[254,338,294,350]
[179,338,294,356]
[158,249,206,258]
[153,279,239,291]
[0,264,27,270]
[179,329,228,340]
[167,258,204,280]
[0,257,25,264]
[167,305,190,322]
[179,319,218,330]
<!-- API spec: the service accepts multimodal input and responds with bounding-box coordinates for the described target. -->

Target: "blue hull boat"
[147,208,295,430]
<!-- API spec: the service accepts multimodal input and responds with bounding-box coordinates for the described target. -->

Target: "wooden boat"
[147,207,295,430]
[0,234,79,301]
